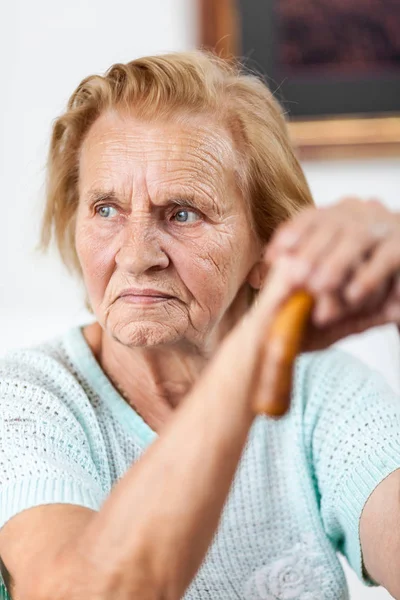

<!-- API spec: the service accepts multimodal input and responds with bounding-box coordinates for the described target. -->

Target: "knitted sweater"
[1,325,400,600]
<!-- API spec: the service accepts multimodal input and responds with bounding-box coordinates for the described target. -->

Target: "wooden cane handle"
[253,291,314,418]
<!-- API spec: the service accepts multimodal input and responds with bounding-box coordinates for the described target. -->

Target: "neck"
[83,285,253,433]
[83,322,214,432]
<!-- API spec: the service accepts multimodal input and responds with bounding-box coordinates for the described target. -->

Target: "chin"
[108,319,185,348]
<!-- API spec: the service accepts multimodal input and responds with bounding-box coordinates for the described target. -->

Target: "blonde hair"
[40,50,313,289]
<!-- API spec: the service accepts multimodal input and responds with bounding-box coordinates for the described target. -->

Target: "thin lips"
[119,288,175,299]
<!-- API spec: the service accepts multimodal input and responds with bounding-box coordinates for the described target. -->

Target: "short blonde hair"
[40,50,313,282]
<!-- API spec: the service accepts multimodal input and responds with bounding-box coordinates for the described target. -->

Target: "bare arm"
[49,281,287,600]
[360,469,400,598]
[57,329,257,598]
[51,269,298,600]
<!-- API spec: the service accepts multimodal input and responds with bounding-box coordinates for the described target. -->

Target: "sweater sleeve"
[300,348,400,586]
[0,361,106,535]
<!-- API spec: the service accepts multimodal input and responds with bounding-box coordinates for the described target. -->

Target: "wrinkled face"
[75,110,260,351]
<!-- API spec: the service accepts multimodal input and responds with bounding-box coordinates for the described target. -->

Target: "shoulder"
[294,346,395,407]
[296,346,376,384]
[291,347,400,442]
[0,329,110,491]
[0,329,76,384]
[0,328,96,430]
[293,348,400,478]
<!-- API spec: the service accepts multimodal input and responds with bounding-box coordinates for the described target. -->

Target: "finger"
[285,222,341,284]
[345,240,400,304]
[385,302,400,322]
[308,230,379,292]
[265,207,320,259]
[312,279,389,328]
[267,196,387,263]
[336,196,386,223]
[382,285,400,323]
[312,292,344,325]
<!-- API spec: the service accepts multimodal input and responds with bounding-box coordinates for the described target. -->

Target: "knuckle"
[367,197,384,209]
[338,196,362,208]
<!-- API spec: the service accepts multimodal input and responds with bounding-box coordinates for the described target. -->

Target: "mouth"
[118,289,175,305]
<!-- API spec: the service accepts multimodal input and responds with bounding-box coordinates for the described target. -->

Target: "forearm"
[65,327,258,599]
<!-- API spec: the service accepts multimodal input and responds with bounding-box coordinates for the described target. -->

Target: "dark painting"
[279,0,400,77]
[239,0,400,118]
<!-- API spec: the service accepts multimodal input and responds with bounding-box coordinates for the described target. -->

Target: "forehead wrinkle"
[79,113,239,210]
[83,109,235,159]
[182,131,234,175]
[148,147,230,213]
[161,140,235,212]
[141,137,232,190]
[161,155,225,205]
[88,120,234,175]
[181,165,226,214]
[162,156,223,188]
[189,181,222,216]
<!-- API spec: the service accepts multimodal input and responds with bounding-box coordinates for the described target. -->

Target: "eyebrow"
[161,193,221,216]
[85,189,118,205]
[166,194,203,210]
[84,189,218,214]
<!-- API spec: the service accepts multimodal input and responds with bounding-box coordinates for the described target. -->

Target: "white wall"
[303,159,400,397]
[1,2,399,598]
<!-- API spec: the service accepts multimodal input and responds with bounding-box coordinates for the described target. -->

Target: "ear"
[246,250,269,291]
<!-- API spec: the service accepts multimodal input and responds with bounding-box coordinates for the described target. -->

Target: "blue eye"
[173,210,200,224]
[96,205,118,218]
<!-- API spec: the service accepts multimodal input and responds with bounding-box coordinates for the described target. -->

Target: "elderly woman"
[0,51,400,600]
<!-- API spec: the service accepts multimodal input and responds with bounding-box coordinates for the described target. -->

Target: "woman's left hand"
[265,197,400,351]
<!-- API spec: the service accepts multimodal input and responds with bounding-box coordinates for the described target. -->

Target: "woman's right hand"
[53,269,308,600]
[56,285,286,600]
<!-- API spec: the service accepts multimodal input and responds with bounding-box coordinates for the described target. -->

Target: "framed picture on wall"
[198,0,400,159]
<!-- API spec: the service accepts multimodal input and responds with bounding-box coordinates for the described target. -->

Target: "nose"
[115,217,169,275]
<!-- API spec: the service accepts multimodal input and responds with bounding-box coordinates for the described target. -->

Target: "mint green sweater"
[1,325,400,599]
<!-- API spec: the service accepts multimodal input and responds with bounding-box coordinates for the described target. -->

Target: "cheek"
[171,234,239,310]
[75,223,116,300]
[182,227,256,315]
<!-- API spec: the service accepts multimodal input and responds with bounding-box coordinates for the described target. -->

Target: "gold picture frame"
[197,0,400,160]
